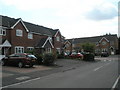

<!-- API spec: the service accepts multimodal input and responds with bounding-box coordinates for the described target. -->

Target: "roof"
[0,15,59,37]
[24,21,52,36]
[35,38,47,48]
[67,34,118,44]
[1,15,18,28]
[49,29,59,36]
[35,37,54,48]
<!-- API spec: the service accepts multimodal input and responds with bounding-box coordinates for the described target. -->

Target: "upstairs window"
[3,29,6,36]
[0,28,6,36]
[102,41,107,45]
[16,29,23,37]
[56,36,60,41]
[28,33,33,39]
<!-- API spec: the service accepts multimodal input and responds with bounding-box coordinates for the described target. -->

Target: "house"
[64,34,118,55]
[0,15,64,57]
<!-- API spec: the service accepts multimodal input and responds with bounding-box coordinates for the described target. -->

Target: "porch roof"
[0,40,11,47]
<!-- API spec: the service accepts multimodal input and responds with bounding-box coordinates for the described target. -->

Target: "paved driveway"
[2,65,52,78]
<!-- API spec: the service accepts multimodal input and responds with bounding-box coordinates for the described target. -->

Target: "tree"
[82,42,95,53]
[82,42,95,61]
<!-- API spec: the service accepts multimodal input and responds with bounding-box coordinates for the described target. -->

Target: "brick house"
[64,34,118,55]
[0,15,64,57]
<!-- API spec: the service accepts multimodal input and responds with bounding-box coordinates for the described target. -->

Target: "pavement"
[1,55,119,88]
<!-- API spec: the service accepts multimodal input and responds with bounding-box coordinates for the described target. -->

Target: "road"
[2,55,119,89]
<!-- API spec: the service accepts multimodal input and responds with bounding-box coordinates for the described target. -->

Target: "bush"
[83,53,95,61]
[42,53,56,65]
[35,54,43,65]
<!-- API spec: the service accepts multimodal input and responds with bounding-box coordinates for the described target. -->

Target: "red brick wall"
[9,22,47,54]
[53,31,62,53]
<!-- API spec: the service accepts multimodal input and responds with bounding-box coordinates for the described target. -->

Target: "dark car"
[69,52,83,59]
[1,53,37,68]
[101,52,109,57]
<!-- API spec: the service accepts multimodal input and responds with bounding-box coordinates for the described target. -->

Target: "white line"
[16,76,30,80]
[2,77,41,88]
[94,66,103,71]
[111,75,120,90]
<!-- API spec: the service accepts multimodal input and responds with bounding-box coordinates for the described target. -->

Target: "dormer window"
[16,29,23,37]
[28,33,33,39]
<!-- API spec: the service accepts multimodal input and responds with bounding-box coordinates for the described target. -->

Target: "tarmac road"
[2,55,119,89]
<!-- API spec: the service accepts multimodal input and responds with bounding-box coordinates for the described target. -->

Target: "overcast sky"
[0,0,119,39]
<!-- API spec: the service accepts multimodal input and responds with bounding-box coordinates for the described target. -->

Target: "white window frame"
[45,48,52,53]
[0,28,6,36]
[15,46,24,53]
[27,47,34,51]
[56,36,60,41]
[28,33,33,39]
[102,41,107,45]
[3,29,6,36]
[16,29,23,37]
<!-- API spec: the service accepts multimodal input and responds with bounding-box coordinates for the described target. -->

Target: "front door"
[2,47,5,55]
[110,47,114,55]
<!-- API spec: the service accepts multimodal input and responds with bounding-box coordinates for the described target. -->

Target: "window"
[45,48,51,53]
[27,47,34,51]
[102,41,107,45]
[56,36,60,41]
[28,33,33,39]
[3,29,6,36]
[56,48,61,54]
[15,46,24,53]
[16,29,23,37]
[0,28,6,36]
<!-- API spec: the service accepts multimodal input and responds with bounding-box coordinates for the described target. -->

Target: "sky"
[0,0,119,39]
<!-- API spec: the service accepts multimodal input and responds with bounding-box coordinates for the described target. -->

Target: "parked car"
[69,52,83,59]
[1,53,37,68]
[101,52,109,57]
[64,52,70,57]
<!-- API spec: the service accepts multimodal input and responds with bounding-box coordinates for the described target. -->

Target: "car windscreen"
[27,55,37,59]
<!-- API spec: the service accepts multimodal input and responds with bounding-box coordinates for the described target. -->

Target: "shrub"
[42,53,56,65]
[35,54,43,65]
[83,53,95,61]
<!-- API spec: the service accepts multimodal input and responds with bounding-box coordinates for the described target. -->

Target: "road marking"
[94,66,103,71]
[111,75,120,90]
[2,77,41,88]
[104,60,106,62]
[16,76,30,80]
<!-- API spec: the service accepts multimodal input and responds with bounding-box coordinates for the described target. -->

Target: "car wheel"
[1,60,6,66]
[18,62,24,68]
